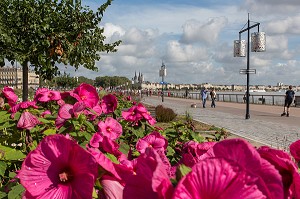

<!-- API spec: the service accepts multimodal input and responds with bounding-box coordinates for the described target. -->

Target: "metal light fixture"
[233,40,246,57]
[251,32,266,52]
[233,14,266,119]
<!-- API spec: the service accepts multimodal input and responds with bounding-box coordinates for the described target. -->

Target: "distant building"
[0,66,39,89]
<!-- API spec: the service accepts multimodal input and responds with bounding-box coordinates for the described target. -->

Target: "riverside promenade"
[143,96,300,150]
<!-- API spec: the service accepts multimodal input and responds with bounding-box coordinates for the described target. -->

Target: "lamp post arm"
[239,23,260,34]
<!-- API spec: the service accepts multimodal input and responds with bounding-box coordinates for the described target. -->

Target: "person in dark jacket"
[281,85,295,117]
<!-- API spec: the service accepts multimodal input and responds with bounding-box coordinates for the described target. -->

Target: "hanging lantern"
[251,32,266,52]
[233,40,246,57]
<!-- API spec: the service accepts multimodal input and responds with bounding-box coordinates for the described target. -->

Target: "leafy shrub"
[155,105,177,122]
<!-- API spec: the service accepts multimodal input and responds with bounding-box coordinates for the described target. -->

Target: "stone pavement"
[142,96,300,150]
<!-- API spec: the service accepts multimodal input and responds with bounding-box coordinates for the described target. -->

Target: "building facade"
[0,66,39,89]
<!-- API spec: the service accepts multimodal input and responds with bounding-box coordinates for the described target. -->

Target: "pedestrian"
[210,88,216,108]
[281,85,295,117]
[201,87,208,108]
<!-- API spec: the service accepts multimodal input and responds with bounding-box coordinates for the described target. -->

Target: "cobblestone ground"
[143,96,300,151]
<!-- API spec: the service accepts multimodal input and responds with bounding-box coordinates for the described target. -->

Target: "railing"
[145,90,300,107]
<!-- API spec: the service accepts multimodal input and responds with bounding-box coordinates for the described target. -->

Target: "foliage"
[94,76,131,89]
[55,72,78,89]
[155,105,177,122]
[0,0,121,100]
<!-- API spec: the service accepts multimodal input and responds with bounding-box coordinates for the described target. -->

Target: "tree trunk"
[22,61,29,101]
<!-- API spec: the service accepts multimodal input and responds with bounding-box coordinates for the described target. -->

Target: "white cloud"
[164,40,209,62]
[180,17,228,44]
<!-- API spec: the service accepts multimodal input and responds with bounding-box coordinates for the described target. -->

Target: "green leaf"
[82,132,92,141]
[8,184,25,199]
[43,128,57,136]
[119,142,130,155]
[38,118,52,124]
[0,192,7,199]
[92,187,98,199]
[105,153,119,164]
[190,131,205,143]
[166,146,175,157]
[176,164,192,182]
[9,172,16,178]
[0,145,26,161]
[132,129,144,139]
[0,161,7,177]
[83,120,95,132]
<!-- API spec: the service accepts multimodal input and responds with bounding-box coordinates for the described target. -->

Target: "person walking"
[281,85,295,117]
[210,88,216,108]
[201,87,208,108]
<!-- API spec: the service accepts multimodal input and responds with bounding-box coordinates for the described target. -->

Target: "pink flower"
[122,103,155,125]
[41,110,51,118]
[290,140,300,163]
[18,134,98,198]
[58,102,85,119]
[101,94,118,114]
[100,175,124,199]
[71,83,99,108]
[173,158,267,199]
[180,141,216,168]
[123,148,174,199]
[1,86,18,107]
[97,117,122,140]
[122,104,144,123]
[136,131,168,154]
[90,133,123,159]
[34,88,61,102]
[10,101,38,118]
[17,111,41,130]
[199,138,284,199]
[258,146,300,198]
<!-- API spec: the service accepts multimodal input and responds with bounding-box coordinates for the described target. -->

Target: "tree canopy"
[95,76,130,89]
[0,0,121,100]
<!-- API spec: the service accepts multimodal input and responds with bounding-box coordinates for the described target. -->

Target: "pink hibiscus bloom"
[10,101,38,117]
[258,146,300,198]
[71,83,99,108]
[136,131,168,154]
[123,148,174,199]
[58,102,86,119]
[122,103,155,125]
[100,175,124,199]
[97,117,122,140]
[34,88,61,102]
[198,138,284,199]
[1,86,18,107]
[41,110,51,118]
[101,94,118,114]
[180,141,216,168]
[172,158,267,199]
[17,111,41,130]
[290,140,300,163]
[18,134,98,198]
[122,104,145,123]
[84,103,102,120]
[10,101,39,118]
[90,132,124,160]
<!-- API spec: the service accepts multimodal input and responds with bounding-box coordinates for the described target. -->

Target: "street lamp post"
[234,14,266,119]
[159,62,167,102]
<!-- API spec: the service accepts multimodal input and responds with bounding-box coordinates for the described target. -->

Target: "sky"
[66,0,300,86]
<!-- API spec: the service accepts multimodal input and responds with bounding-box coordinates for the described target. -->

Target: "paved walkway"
[143,96,300,150]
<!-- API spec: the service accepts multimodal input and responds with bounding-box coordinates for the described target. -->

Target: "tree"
[95,76,130,89]
[55,72,77,90]
[77,76,94,85]
[0,0,121,101]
